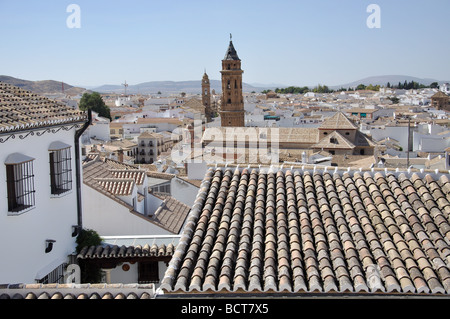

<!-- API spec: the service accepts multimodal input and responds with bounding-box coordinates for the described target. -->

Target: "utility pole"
[406,117,411,169]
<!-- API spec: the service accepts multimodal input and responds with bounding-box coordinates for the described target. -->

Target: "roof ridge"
[319,111,357,130]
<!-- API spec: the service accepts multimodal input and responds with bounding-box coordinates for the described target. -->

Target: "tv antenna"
[122,80,128,96]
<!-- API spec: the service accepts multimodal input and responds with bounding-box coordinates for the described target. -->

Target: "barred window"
[138,261,159,283]
[49,142,72,195]
[5,153,36,213]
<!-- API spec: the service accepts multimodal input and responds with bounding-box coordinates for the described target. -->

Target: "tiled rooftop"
[0,82,86,133]
[109,169,147,185]
[319,112,358,130]
[312,131,356,150]
[95,178,136,196]
[77,242,176,259]
[0,283,155,299]
[160,166,450,296]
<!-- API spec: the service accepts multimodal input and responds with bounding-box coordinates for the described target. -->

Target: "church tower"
[202,71,213,122]
[220,35,244,127]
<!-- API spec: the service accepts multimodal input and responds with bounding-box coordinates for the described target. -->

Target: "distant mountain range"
[329,75,449,89]
[84,75,450,94]
[1,75,448,95]
[0,75,87,95]
[91,80,270,95]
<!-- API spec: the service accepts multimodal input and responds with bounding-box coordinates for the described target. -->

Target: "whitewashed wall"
[370,126,411,151]
[171,177,200,207]
[82,185,172,236]
[0,127,79,284]
[108,261,167,287]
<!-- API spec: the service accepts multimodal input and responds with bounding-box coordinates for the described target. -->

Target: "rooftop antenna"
[122,80,128,96]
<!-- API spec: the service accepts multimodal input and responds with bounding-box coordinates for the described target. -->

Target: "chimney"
[118,148,124,162]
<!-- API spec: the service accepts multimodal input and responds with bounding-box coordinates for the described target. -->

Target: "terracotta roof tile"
[161,166,450,296]
[0,283,155,299]
[0,82,86,133]
[77,242,176,259]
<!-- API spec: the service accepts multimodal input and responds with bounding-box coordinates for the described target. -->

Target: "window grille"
[37,263,67,284]
[49,147,72,195]
[6,158,36,213]
[138,262,159,284]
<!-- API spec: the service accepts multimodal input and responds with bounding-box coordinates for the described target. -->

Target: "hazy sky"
[1,0,449,87]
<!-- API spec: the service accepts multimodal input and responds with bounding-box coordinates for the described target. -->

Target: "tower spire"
[220,36,244,127]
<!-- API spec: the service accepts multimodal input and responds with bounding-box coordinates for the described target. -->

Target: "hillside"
[92,80,271,94]
[331,75,448,89]
[0,75,87,95]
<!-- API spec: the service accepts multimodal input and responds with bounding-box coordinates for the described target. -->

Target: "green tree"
[79,92,111,120]
[388,96,399,104]
[313,84,331,93]
[76,228,103,283]
[356,84,366,90]
[366,84,380,91]
[430,82,439,88]
[75,228,102,254]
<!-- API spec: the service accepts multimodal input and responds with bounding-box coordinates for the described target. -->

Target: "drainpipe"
[74,109,92,232]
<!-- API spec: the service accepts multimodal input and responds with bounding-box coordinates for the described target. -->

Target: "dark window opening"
[6,159,36,212]
[138,261,159,283]
[50,147,72,195]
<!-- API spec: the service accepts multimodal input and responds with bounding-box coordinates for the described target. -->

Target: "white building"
[81,157,191,236]
[0,83,89,284]
[115,96,138,108]
[440,83,450,94]
[81,111,111,143]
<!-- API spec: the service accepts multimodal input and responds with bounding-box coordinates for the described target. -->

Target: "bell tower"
[202,71,213,122]
[220,34,244,127]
